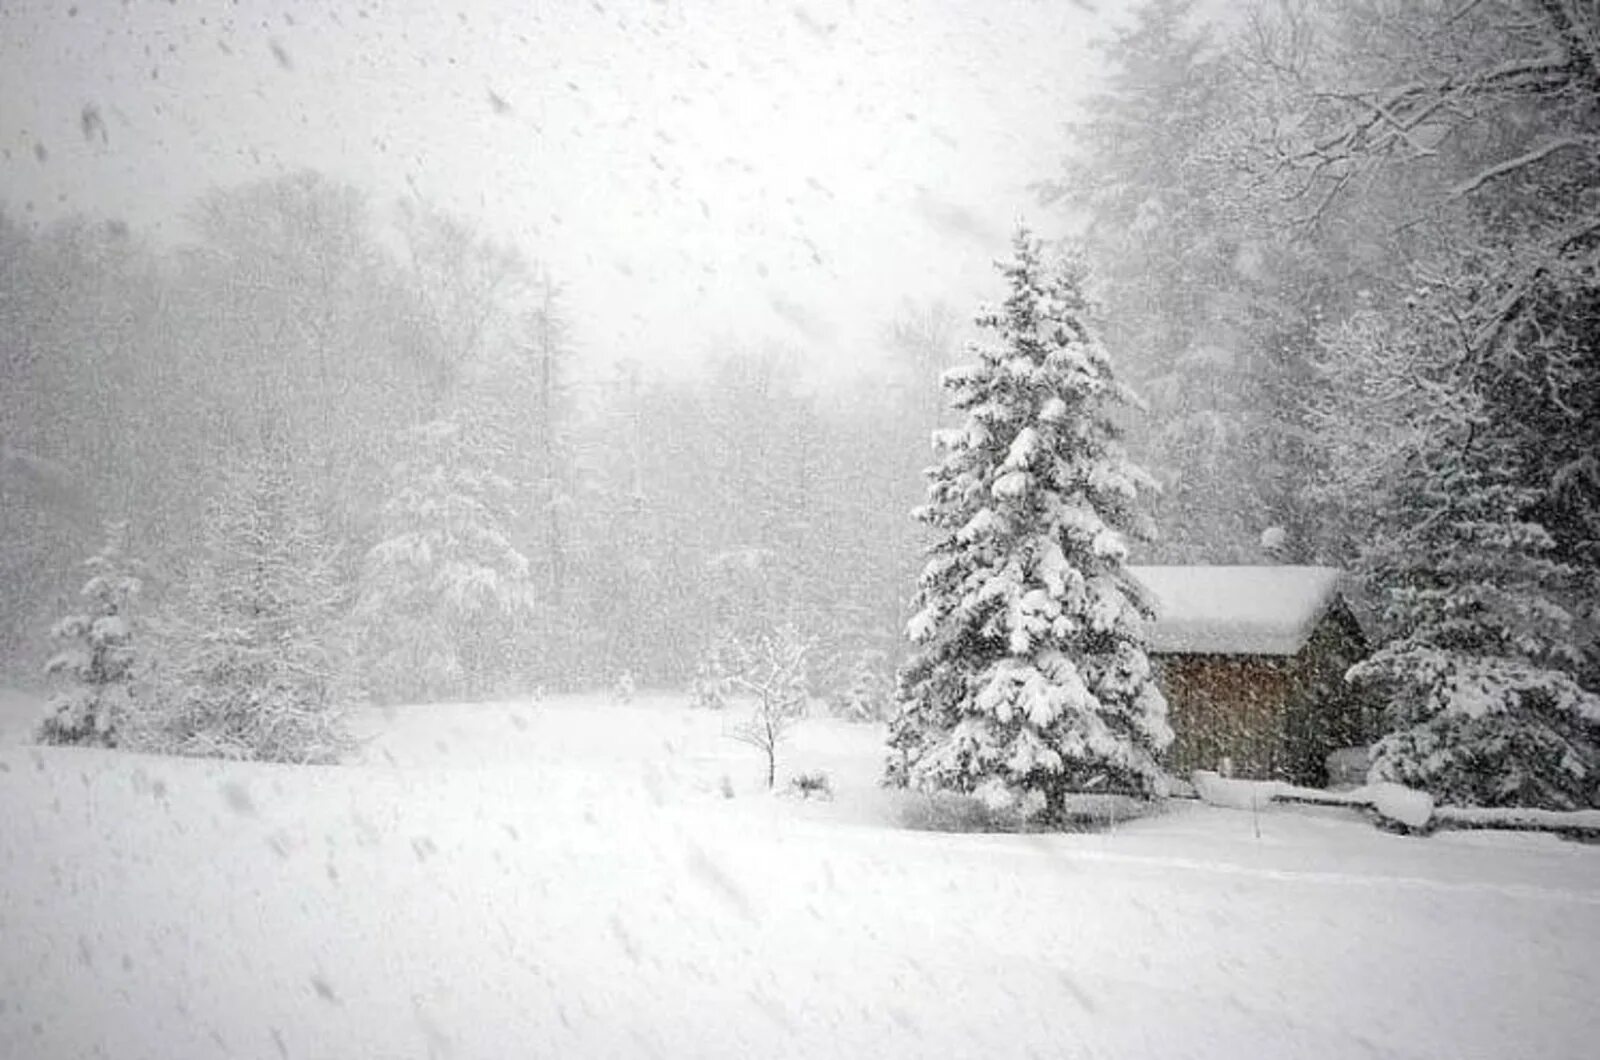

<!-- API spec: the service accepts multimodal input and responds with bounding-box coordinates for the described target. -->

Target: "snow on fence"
[1188,770,1600,839]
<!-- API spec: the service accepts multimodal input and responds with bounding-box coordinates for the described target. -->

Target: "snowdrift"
[3,696,1599,1059]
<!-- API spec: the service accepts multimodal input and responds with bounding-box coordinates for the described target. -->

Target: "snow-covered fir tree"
[887,227,1171,818]
[152,438,350,763]
[1314,289,1600,810]
[37,521,142,748]
[353,417,537,702]
[1351,443,1600,810]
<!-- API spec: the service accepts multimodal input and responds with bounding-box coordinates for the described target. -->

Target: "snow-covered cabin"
[1129,566,1371,786]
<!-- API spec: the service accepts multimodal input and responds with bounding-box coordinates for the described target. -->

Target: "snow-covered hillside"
[4,694,1598,1059]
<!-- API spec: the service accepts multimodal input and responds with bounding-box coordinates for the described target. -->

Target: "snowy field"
[3,692,1599,1060]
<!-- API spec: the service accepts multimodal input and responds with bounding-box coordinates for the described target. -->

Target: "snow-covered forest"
[1053,0,1600,809]
[3,0,1599,1055]
[5,0,1596,806]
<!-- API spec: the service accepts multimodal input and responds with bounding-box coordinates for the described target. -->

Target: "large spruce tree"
[887,228,1171,819]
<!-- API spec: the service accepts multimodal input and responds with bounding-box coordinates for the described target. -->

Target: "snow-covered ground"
[3,692,1598,1059]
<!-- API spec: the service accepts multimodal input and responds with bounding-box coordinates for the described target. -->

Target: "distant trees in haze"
[0,173,957,731]
[1,172,579,740]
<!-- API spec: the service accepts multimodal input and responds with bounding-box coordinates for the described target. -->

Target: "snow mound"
[1191,771,1284,810]
[1192,771,1435,830]
[1368,782,1436,830]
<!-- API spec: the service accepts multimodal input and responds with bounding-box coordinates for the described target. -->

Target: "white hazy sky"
[0,0,1109,375]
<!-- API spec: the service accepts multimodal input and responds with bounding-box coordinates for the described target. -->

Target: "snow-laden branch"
[1472,211,1600,352]
[1449,136,1595,197]
[1286,49,1577,188]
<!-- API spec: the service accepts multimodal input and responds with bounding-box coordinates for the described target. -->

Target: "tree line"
[0,169,953,734]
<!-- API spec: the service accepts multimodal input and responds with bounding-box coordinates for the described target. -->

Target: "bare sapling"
[725,626,811,789]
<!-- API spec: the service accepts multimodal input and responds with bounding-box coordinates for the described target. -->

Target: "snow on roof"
[1128,565,1346,657]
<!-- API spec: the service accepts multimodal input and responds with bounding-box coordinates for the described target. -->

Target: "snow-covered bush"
[787,770,833,800]
[36,522,142,748]
[352,418,537,703]
[141,445,351,764]
[612,670,636,704]
[887,227,1172,820]
[725,625,811,789]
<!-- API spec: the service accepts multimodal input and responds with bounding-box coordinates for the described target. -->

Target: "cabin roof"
[1128,565,1346,657]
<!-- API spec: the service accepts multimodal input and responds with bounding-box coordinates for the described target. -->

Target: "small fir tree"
[37,521,142,748]
[151,442,349,763]
[886,227,1171,819]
